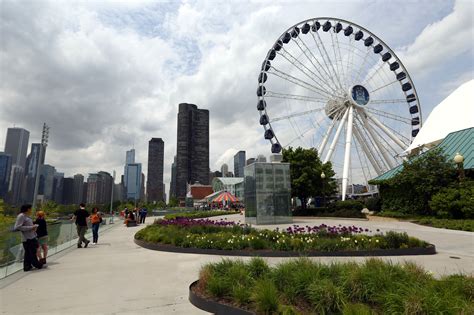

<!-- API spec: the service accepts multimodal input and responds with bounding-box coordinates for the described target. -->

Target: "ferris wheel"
[257,18,422,200]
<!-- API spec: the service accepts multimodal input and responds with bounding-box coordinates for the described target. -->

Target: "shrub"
[307,278,346,314]
[364,197,381,212]
[251,278,280,314]
[429,181,474,219]
[247,257,270,279]
[328,200,364,212]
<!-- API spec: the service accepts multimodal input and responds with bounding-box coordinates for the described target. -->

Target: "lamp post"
[454,152,465,181]
[32,123,49,213]
[320,171,326,207]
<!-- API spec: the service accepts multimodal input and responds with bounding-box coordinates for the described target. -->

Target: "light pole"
[110,170,115,224]
[454,152,465,181]
[32,123,49,212]
[320,171,326,207]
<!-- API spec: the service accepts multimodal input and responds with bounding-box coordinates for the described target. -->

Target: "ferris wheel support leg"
[363,110,407,150]
[318,111,340,157]
[353,126,383,176]
[358,111,395,170]
[323,108,349,164]
[342,106,354,201]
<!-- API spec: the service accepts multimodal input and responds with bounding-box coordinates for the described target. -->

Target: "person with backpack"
[72,203,90,248]
[14,204,44,271]
[34,210,48,264]
[90,207,102,244]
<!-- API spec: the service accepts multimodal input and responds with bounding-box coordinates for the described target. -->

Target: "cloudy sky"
[1,0,472,194]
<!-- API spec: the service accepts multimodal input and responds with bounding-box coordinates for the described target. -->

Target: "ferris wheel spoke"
[370,99,406,105]
[283,125,318,148]
[268,67,334,99]
[362,62,385,86]
[292,37,339,95]
[270,107,325,123]
[277,48,337,98]
[353,126,383,175]
[365,107,411,125]
[265,91,327,103]
[361,109,408,150]
[310,32,345,91]
[323,107,349,163]
[369,79,399,94]
[355,120,387,173]
[329,31,345,89]
[357,111,395,169]
[352,47,372,86]
[332,32,348,88]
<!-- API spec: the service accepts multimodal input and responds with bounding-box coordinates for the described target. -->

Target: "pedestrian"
[90,207,102,244]
[139,207,147,224]
[72,203,90,248]
[14,204,43,272]
[34,210,48,264]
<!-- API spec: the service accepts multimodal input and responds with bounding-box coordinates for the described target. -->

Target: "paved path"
[1,215,473,314]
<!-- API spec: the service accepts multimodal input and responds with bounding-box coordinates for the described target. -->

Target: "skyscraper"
[24,143,46,203]
[52,172,64,204]
[0,153,12,198]
[256,154,267,163]
[73,174,84,204]
[169,155,177,199]
[221,163,229,177]
[246,158,255,166]
[176,103,209,199]
[4,127,30,169]
[124,148,135,195]
[147,138,164,203]
[86,173,102,204]
[233,151,246,177]
[39,164,56,201]
[62,177,74,205]
[4,127,30,205]
[125,163,142,201]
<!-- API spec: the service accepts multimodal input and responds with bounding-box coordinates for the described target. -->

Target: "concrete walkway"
[1,215,473,314]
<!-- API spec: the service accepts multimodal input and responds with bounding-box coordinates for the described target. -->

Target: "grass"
[374,211,474,232]
[135,218,430,252]
[195,258,474,314]
[163,210,239,220]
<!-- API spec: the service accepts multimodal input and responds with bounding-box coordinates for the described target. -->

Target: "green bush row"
[135,222,428,252]
[197,257,474,314]
[163,210,239,220]
[293,200,366,218]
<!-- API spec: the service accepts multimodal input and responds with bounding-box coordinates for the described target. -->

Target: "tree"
[282,147,336,209]
[168,196,179,207]
[370,148,458,216]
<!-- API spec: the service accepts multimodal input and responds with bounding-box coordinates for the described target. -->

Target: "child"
[34,211,48,264]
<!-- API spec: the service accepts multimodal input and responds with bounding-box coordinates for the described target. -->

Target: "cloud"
[399,0,473,77]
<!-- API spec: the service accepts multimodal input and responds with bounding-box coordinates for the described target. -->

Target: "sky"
[0,0,473,195]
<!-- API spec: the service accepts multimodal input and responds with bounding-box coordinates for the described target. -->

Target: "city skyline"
[0,1,472,197]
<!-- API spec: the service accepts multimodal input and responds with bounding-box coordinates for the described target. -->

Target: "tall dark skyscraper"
[73,174,84,204]
[175,103,209,199]
[4,127,30,169]
[147,138,164,203]
[234,151,246,178]
[62,177,74,205]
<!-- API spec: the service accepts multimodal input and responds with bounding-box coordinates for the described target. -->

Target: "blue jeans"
[92,223,100,243]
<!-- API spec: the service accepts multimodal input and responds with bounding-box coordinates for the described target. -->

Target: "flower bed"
[190,258,474,314]
[135,218,433,254]
[163,210,240,220]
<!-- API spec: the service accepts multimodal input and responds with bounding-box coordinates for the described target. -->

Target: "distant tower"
[233,151,246,177]
[175,103,209,199]
[169,156,177,199]
[221,163,229,177]
[147,138,164,203]
[256,154,267,163]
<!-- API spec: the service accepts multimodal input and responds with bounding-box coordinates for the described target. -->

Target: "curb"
[134,239,436,257]
[189,280,254,315]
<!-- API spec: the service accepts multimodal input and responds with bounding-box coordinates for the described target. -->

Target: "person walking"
[90,207,102,244]
[72,203,90,248]
[14,204,43,272]
[34,211,48,264]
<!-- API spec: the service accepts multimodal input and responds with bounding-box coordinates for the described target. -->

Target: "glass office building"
[244,162,292,225]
